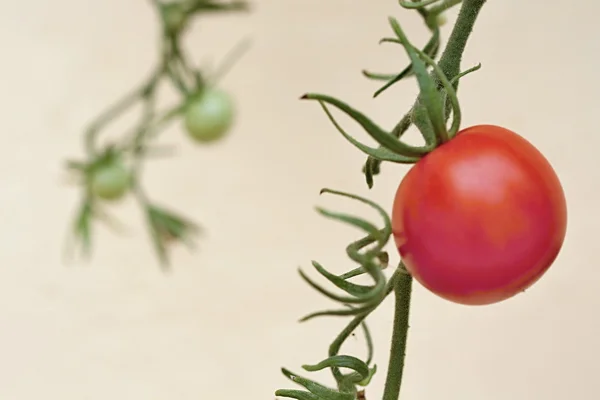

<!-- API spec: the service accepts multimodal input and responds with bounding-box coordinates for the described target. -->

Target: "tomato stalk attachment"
[301,0,485,189]
[64,0,250,267]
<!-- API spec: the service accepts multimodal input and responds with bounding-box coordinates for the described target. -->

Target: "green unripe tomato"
[436,13,447,26]
[184,88,235,143]
[90,161,130,201]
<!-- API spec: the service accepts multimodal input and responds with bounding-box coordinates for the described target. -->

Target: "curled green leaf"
[357,365,378,386]
[298,189,394,321]
[332,252,388,281]
[310,261,374,297]
[298,266,384,305]
[316,100,420,164]
[346,230,388,261]
[339,266,374,280]
[302,93,430,158]
[372,28,440,98]
[315,208,381,239]
[286,191,399,397]
[361,70,398,81]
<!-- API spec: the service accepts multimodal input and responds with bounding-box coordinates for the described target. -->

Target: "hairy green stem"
[382,271,413,400]
[437,0,486,80]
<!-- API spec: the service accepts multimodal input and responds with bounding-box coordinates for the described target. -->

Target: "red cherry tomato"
[391,125,567,305]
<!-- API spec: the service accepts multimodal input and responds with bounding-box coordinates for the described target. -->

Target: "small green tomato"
[184,88,235,143]
[436,13,447,26]
[90,161,130,201]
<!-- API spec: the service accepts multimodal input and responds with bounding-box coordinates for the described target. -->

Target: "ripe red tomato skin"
[391,125,567,306]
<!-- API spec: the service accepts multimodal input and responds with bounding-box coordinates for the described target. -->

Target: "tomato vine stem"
[381,267,413,400]
[382,1,487,398]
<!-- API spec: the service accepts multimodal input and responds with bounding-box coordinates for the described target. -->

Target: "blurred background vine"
[63,0,251,268]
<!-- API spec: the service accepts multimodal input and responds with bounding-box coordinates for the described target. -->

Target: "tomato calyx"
[300,1,483,189]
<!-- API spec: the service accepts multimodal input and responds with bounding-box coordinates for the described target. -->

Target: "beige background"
[1,0,597,399]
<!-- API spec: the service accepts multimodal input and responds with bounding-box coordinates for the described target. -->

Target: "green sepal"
[299,304,375,322]
[389,17,448,143]
[318,189,391,235]
[310,261,373,297]
[442,62,482,134]
[301,93,429,158]
[362,112,413,189]
[372,28,440,98]
[298,266,380,305]
[316,99,421,164]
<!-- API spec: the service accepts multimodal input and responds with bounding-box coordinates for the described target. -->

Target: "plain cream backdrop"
[1,0,597,399]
